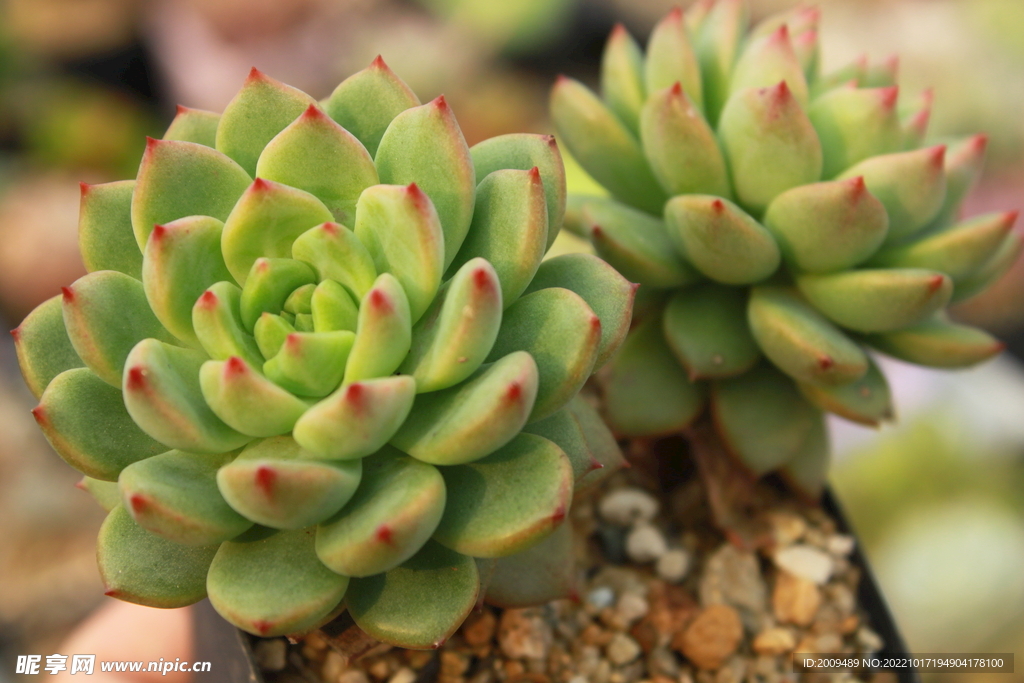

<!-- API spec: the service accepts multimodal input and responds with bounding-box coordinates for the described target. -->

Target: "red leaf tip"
[375,524,395,545]
[670,81,684,97]
[610,23,628,39]
[505,382,523,402]
[551,504,567,524]
[433,94,448,110]
[175,104,189,116]
[970,134,989,155]
[431,639,447,650]
[848,175,867,196]
[145,136,160,151]
[104,589,120,598]
[771,79,792,101]
[285,333,301,350]
[528,166,541,182]
[246,66,267,82]
[770,23,790,42]
[150,224,167,242]
[928,144,947,168]
[473,267,492,290]
[927,274,947,293]
[252,620,273,636]
[61,286,75,303]
[590,315,602,334]
[79,181,91,197]
[711,198,725,213]
[321,222,340,236]
[370,54,387,70]
[129,494,148,514]
[251,177,271,192]
[31,405,46,425]
[817,356,835,371]
[346,382,364,404]
[368,288,391,311]
[879,85,899,110]
[554,74,571,87]
[666,6,683,21]
[10,327,21,342]
[198,289,218,309]
[1002,211,1020,229]
[255,466,276,495]
[225,356,247,374]
[126,366,147,391]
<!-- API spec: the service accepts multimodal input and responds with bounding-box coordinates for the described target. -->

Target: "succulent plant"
[552,1,1019,496]
[12,58,634,647]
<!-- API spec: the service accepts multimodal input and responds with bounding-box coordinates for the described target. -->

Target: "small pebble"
[498,609,553,660]
[772,570,821,627]
[655,549,691,583]
[773,544,835,585]
[615,591,650,625]
[672,604,743,670]
[253,638,287,672]
[752,627,796,656]
[600,488,660,526]
[388,668,417,683]
[767,511,806,547]
[588,586,616,610]
[626,524,668,563]
[322,651,346,682]
[607,632,643,665]
[857,626,884,653]
[569,677,588,683]
[339,671,371,683]
[826,534,856,557]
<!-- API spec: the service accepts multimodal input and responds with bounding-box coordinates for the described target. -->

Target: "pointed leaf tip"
[880,85,899,110]
[79,181,90,196]
[149,224,166,241]
[31,405,46,425]
[9,327,19,341]
[667,6,683,20]
[433,95,448,110]
[246,66,265,82]
[61,286,74,303]
[371,55,387,69]
[929,144,948,167]
[126,366,146,391]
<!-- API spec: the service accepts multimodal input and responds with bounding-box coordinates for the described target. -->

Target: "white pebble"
[615,591,649,625]
[857,626,884,653]
[599,488,660,527]
[626,523,667,563]
[773,544,835,585]
[568,677,588,683]
[606,632,642,665]
[656,548,691,582]
[826,534,855,557]
[389,669,417,683]
[587,586,616,610]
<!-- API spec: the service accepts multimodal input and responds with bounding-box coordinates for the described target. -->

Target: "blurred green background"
[0,1,1022,681]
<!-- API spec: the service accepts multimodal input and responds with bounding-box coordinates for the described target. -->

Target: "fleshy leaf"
[119,450,251,545]
[796,269,952,333]
[317,447,446,577]
[12,295,85,399]
[470,133,566,249]
[600,316,705,437]
[123,339,251,454]
[929,134,988,229]
[217,437,362,530]
[322,56,420,158]
[215,68,317,176]
[254,313,295,360]
[870,211,1017,284]
[200,357,310,436]
[663,284,760,379]
[779,415,829,499]
[664,195,780,285]
[581,198,700,288]
[353,184,444,323]
[486,288,601,421]
[485,521,575,608]
[311,280,359,332]
[601,24,646,134]
[391,352,538,466]
[808,86,902,180]
[644,8,703,110]
[838,145,948,243]
[953,231,1024,303]
[79,476,122,511]
[375,96,476,270]
[292,222,378,302]
[344,274,412,383]
[62,270,178,387]
[569,396,627,493]
[400,258,503,393]
[239,258,317,331]
[693,0,749,125]
[865,316,1005,368]
[163,105,220,147]
[207,527,349,637]
[799,356,893,427]
[747,286,868,386]
[639,83,731,198]
[34,368,166,481]
[256,104,378,225]
[98,505,217,607]
[448,168,546,305]
[763,177,889,273]
[729,26,809,109]
[131,138,251,250]
[433,433,573,558]
[143,216,233,347]
[522,253,635,369]
[521,408,596,482]
[346,539,478,650]
[718,81,822,215]
[193,281,265,368]
[222,179,334,286]
[293,376,416,460]
[79,180,142,279]
[712,363,822,475]
[550,77,666,214]
[264,331,354,398]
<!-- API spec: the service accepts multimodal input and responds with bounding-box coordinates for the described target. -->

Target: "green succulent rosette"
[13,60,635,647]
[552,1,1018,496]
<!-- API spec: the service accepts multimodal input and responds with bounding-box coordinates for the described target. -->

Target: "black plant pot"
[192,488,918,683]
